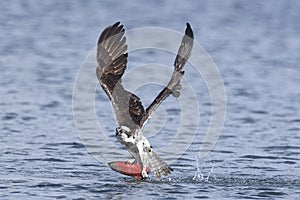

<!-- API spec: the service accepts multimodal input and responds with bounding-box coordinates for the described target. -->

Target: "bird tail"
[148,150,173,178]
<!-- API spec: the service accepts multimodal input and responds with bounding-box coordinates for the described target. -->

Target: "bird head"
[115,126,135,144]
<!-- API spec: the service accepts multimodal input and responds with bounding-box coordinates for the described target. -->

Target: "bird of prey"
[96,22,194,179]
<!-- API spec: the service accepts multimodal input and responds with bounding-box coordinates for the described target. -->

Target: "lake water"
[1,0,300,199]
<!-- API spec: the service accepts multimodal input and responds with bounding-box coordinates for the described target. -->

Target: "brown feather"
[96,22,145,132]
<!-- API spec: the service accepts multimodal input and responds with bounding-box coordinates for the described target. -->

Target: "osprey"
[96,22,194,179]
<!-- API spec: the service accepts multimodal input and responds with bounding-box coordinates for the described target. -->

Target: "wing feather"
[141,23,194,127]
[96,22,145,132]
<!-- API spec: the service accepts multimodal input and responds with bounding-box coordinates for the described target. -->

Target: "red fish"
[108,161,151,180]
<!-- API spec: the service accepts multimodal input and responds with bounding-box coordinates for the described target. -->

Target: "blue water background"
[0,0,300,199]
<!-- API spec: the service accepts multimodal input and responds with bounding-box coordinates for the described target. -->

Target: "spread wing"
[96,22,146,132]
[141,23,194,127]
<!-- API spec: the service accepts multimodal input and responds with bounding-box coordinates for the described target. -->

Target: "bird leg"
[141,166,148,179]
[125,158,136,164]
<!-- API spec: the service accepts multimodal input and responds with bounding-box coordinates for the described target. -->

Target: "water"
[1,0,300,199]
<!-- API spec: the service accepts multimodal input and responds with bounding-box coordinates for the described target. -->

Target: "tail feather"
[148,150,173,178]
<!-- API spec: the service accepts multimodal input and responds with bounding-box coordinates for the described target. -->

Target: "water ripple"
[1,0,300,199]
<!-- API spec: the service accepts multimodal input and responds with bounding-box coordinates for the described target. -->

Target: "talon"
[125,159,135,164]
[142,170,149,178]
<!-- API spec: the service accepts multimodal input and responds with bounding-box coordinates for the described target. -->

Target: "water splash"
[192,156,214,181]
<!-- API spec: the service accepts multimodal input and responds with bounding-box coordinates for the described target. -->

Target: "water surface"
[1,0,300,199]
